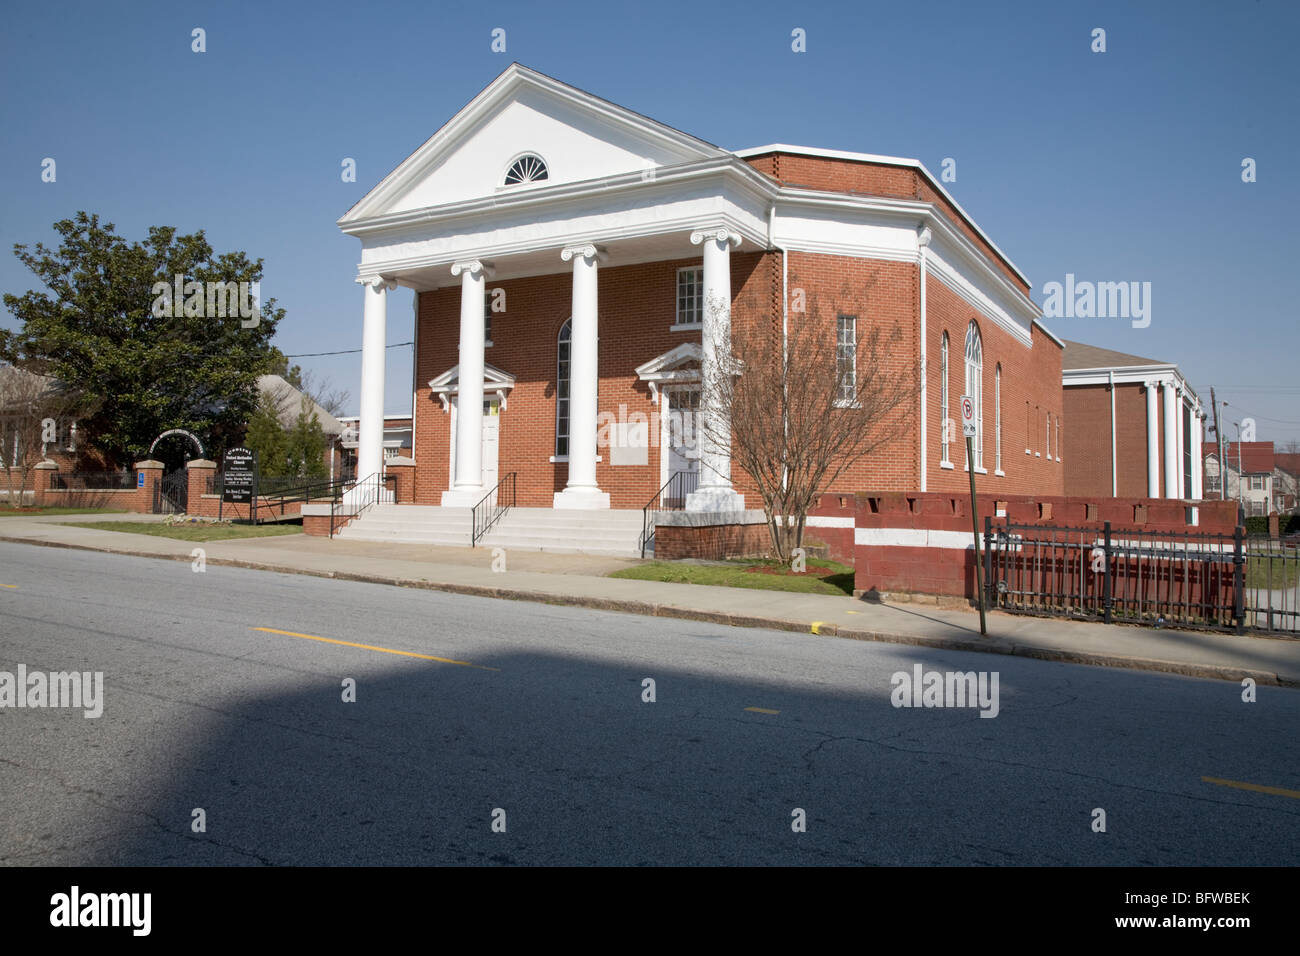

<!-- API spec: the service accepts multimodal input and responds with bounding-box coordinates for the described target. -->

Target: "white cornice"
[735,143,1031,288]
[1063,366,1201,404]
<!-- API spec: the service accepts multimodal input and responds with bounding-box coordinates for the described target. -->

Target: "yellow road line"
[744,707,780,715]
[0,584,17,589]
[1202,776,1300,800]
[252,627,497,671]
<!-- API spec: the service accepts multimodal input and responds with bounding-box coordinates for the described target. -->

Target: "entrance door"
[481,397,500,491]
[449,395,502,492]
[662,386,700,503]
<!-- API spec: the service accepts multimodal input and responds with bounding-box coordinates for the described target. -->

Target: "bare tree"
[0,365,86,507]
[701,292,915,565]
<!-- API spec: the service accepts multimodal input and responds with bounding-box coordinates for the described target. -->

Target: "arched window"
[504,154,548,186]
[555,319,571,457]
[940,332,950,464]
[994,363,1002,473]
[964,321,983,469]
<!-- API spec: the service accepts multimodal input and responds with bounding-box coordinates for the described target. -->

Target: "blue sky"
[2,0,1296,442]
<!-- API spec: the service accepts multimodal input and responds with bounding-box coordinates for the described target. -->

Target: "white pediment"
[341,64,726,223]
[429,362,516,411]
[636,343,701,404]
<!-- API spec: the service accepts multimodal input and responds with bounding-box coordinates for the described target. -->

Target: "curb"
[2,532,1294,688]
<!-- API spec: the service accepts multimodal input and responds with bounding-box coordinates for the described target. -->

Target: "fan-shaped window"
[504,154,548,186]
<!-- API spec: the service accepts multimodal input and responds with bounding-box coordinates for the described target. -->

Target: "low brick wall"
[655,521,771,560]
[853,492,1240,601]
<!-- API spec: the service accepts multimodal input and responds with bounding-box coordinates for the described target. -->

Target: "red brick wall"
[410,246,1062,511]
[415,252,769,509]
[1063,382,1162,498]
[924,277,1063,497]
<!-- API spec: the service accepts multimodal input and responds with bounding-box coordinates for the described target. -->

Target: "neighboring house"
[337,64,1064,512]
[255,374,347,478]
[1061,340,1205,500]
[334,414,413,481]
[1205,442,1297,516]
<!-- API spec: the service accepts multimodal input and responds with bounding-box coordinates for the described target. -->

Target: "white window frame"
[940,332,951,466]
[964,321,983,471]
[994,364,1002,474]
[673,266,704,329]
[555,319,571,459]
[501,153,549,188]
[835,314,857,407]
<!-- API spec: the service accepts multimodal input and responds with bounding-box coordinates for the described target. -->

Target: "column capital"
[450,259,494,278]
[690,227,742,249]
[917,225,933,248]
[560,242,608,264]
[356,274,397,291]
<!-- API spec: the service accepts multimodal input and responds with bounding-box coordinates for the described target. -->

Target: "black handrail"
[640,470,699,558]
[329,472,396,538]
[471,472,516,547]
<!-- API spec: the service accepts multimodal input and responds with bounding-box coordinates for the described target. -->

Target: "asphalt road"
[1,540,1297,866]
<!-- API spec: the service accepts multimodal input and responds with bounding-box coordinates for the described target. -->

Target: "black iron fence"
[640,470,700,558]
[471,472,516,547]
[985,518,1300,634]
[51,471,136,490]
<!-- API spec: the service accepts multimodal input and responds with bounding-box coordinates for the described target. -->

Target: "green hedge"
[1245,515,1270,536]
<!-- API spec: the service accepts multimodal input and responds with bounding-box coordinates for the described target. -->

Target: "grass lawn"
[0,507,128,517]
[64,520,303,542]
[1244,553,1300,591]
[611,557,856,596]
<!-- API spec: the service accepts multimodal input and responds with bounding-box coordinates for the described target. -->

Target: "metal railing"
[471,472,516,547]
[640,470,699,558]
[984,518,1300,634]
[329,472,396,538]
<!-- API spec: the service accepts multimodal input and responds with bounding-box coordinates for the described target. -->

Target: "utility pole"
[1206,387,1216,502]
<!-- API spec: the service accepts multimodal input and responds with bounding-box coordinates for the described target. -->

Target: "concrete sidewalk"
[2,515,1298,686]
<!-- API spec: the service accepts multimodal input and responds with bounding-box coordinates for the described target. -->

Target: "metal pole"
[1103,521,1113,625]
[967,435,986,636]
[1233,524,1246,634]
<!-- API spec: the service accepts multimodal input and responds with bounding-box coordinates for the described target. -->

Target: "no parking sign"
[960,395,976,437]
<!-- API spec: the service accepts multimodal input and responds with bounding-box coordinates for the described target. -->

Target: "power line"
[284,342,413,358]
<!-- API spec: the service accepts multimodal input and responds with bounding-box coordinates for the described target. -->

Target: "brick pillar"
[385,457,415,503]
[32,460,58,507]
[186,459,217,517]
[133,460,164,514]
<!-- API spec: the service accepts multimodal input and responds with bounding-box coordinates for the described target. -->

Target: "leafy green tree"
[1,212,284,467]
[243,391,329,480]
[242,391,288,477]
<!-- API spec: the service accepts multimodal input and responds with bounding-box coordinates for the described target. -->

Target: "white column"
[1145,380,1159,497]
[441,259,492,507]
[1162,380,1178,499]
[554,243,609,509]
[686,227,745,513]
[357,275,396,481]
[1175,387,1186,499]
[1191,403,1203,500]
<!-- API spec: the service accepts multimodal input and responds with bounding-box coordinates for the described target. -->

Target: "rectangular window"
[1250,474,1265,491]
[675,267,703,327]
[836,315,856,406]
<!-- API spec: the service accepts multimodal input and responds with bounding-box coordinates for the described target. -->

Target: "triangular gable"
[636,343,701,379]
[340,64,726,223]
[429,362,516,391]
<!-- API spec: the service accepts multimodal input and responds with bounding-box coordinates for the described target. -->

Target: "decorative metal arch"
[148,428,205,459]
